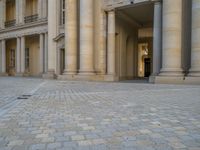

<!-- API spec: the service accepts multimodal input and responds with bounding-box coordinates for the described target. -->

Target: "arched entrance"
[115,2,154,81]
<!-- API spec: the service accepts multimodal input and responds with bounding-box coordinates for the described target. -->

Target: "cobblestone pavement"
[0,77,200,150]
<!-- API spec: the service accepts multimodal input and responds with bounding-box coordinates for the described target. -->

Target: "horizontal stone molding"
[0,20,48,40]
[103,0,160,10]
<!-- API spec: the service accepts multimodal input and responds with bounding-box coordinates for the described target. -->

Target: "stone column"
[189,0,200,76]
[16,0,25,24]
[45,0,57,78]
[1,40,6,74]
[20,36,25,74]
[0,0,6,29]
[16,37,21,74]
[42,0,47,19]
[38,0,43,19]
[19,0,25,24]
[96,0,106,75]
[39,33,44,74]
[64,0,78,75]
[79,0,94,75]
[107,10,116,75]
[152,1,162,76]
[160,0,183,76]
[44,33,48,73]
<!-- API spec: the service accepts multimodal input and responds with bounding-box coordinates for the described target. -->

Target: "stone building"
[0,0,200,84]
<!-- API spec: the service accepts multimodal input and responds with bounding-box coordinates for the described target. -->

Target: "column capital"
[107,9,115,14]
[153,0,162,4]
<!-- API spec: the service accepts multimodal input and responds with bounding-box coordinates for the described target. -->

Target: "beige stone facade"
[0,0,200,84]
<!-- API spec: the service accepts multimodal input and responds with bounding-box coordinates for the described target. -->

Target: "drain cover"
[22,95,32,97]
[17,97,28,99]
[17,94,32,100]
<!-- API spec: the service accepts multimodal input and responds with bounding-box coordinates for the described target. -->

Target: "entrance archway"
[115,2,154,81]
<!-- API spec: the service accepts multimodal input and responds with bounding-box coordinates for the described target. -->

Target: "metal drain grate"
[17,97,28,99]
[17,95,32,100]
[22,95,32,97]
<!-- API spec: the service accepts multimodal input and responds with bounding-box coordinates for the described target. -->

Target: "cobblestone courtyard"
[0,77,200,150]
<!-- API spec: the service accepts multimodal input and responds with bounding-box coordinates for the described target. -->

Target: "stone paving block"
[7,140,24,146]
[47,142,62,149]
[71,135,85,141]
[0,77,200,150]
[29,144,46,150]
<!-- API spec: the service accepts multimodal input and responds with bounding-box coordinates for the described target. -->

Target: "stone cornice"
[0,20,48,40]
[103,0,161,10]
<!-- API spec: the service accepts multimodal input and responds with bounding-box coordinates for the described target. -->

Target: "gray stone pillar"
[189,0,200,76]
[39,33,44,74]
[79,0,94,75]
[20,36,25,74]
[152,1,162,76]
[160,0,183,76]
[64,0,78,75]
[16,37,21,73]
[0,0,6,29]
[16,0,25,24]
[98,8,107,74]
[38,0,43,19]
[42,0,48,19]
[1,40,6,74]
[107,10,116,75]
[44,33,48,73]
[44,0,57,78]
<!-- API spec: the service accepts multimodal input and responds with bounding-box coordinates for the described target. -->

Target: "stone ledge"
[57,74,119,82]
[43,73,56,80]
[104,75,119,82]
[184,77,200,85]
[58,74,104,81]
[149,75,156,83]
[155,76,200,85]
[0,73,8,76]
[155,76,185,84]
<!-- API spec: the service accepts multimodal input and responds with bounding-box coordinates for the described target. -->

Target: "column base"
[155,76,185,84]
[58,74,102,81]
[15,73,24,77]
[78,71,95,76]
[149,75,156,83]
[104,74,119,82]
[58,74,77,80]
[159,68,184,77]
[184,76,200,85]
[74,72,96,81]
[43,70,56,79]
[63,70,77,76]
[58,74,119,82]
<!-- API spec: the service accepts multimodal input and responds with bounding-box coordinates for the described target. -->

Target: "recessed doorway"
[115,2,154,80]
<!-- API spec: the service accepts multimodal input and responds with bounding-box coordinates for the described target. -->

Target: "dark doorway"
[144,58,151,77]
[60,49,65,74]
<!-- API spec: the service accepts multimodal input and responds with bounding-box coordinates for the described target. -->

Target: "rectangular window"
[25,48,30,69]
[60,0,65,25]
